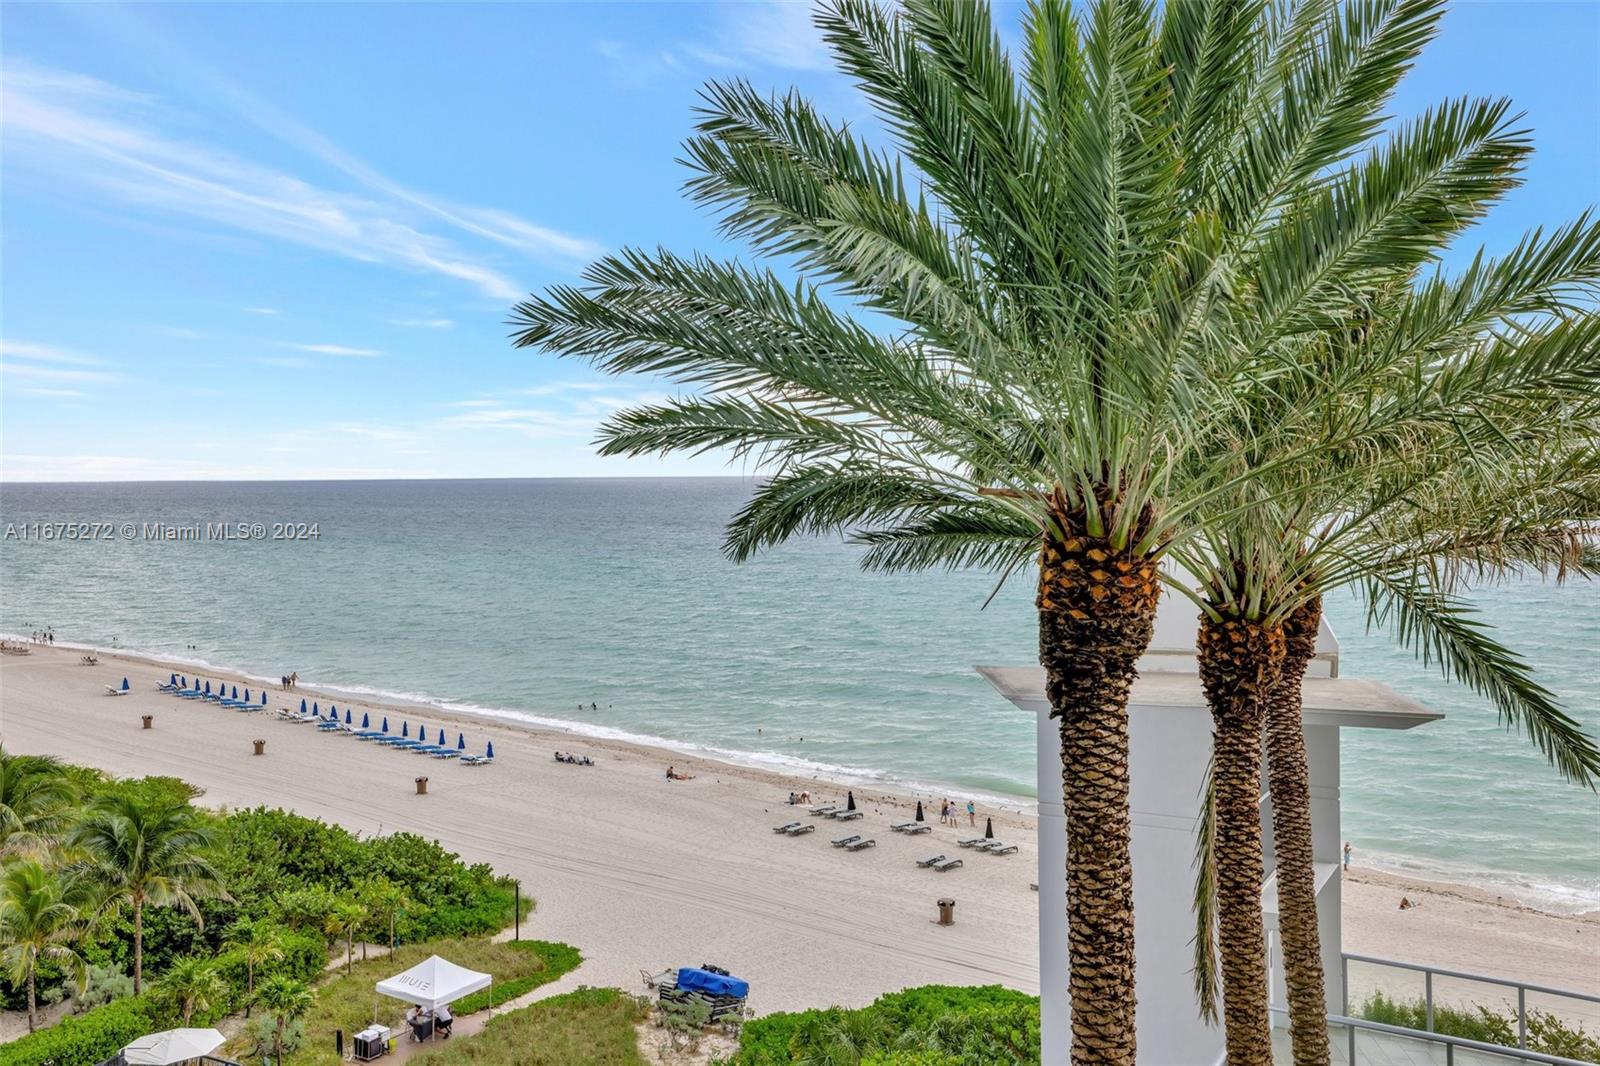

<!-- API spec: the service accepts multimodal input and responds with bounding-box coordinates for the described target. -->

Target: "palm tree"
[156,954,228,1025]
[256,974,313,1065]
[0,860,89,1032]
[0,748,77,858]
[510,0,1600,1057]
[325,900,368,976]
[69,794,228,994]
[357,878,412,955]
[223,916,284,1018]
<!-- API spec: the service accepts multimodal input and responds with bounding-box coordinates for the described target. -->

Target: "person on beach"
[966,800,976,827]
[666,765,695,781]
[1399,896,1414,910]
[1343,841,1352,870]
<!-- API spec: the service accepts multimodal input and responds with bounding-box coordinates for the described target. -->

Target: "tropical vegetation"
[1358,990,1600,1063]
[409,987,648,1066]
[510,0,1600,1059]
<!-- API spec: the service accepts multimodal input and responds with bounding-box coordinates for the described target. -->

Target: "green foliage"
[408,986,648,1066]
[0,995,159,1066]
[72,962,132,1013]
[1357,991,1600,1062]
[732,986,1038,1066]
[451,941,582,1013]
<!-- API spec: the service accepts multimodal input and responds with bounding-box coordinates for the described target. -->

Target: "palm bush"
[0,859,90,1032]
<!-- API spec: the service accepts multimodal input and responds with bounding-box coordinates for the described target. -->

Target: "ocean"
[1,477,1595,912]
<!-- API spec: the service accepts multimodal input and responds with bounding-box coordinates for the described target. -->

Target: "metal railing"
[1273,1006,1596,1065]
[1341,951,1600,1051]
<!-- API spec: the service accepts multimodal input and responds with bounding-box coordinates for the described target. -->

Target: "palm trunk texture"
[1198,615,1282,1066]
[1267,597,1332,1065]
[1037,496,1161,1065]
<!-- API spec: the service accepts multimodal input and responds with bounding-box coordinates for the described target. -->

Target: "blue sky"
[2,2,1596,481]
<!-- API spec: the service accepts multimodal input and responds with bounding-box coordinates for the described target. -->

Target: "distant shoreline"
[4,633,1593,920]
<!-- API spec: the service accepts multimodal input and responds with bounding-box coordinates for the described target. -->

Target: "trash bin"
[936,898,955,926]
[415,776,429,795]
[253,739,266,756]
[141,715,153,730]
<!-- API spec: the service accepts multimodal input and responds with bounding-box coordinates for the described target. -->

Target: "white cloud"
[0,63,600,301]
[14,387,89,399]
[389,317,454,329]
[0,362,119,383]
[286,342,382,358]
[244,306,282,315]
[596,2,832,84]
[0,340,107,365]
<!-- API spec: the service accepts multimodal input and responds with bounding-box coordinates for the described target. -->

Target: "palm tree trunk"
[132,896,144,996]
[389,914,396,953]
[346,931,354,974]
[27,967,37,1033]
[1266,597,1332,1065]
[275,1017,286,1064]
[1197,615,1282,1066]
[246,962,254,1019]
[183,999,194,1026]
[1037,501,1162,1065]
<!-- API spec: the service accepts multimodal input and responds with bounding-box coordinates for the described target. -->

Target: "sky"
[2,1,1597,482]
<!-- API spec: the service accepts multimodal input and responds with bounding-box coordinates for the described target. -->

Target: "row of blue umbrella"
[168,674,268,708]
[297,698,494,759]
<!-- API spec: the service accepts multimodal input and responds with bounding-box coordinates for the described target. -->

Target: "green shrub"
[731,986,1038,1066]
[0,996,159,1066]
[1357,991,1600,1063]
[451,941,583,1013]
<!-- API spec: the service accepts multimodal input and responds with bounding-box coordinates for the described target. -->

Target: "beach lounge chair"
[890,822,917,832]
[915,854,947,868]
[460,754,493,766]
[957,837,987,848]
[832,810,864,821]
[845,838,876,851]
[807,806,839,817]
[783,824,815,836]
[430,749,461,760]
[933,858,963,872]
[316,720,341,731]
[988,844,1018,856]
[902,824,932,835]
[772,822,803,834]
[831,835,861,848]
[975,840,1007,852]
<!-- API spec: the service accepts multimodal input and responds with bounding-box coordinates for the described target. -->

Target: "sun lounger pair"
[890,822,932,834]
[104,685,129,696]
[808,806,839,817]
[916,854,963,871]
[781,823,814,836]
[831,810,863,821]
[459,754,493,766]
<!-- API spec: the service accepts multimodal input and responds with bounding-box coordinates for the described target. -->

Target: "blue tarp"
[676,968,749,999]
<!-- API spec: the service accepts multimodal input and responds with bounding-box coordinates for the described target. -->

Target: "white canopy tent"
[122,1028,226,1065]
[375,955,491,1012]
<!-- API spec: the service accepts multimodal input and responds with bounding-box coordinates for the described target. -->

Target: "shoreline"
[3,641,1596,1018]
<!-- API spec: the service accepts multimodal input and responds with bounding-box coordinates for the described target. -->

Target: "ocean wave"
[1357,847,1600,916]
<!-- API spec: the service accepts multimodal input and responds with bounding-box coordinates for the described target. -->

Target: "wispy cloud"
[0,340,108,365]
[0,340,120,388]
[596,2,832,85]
[14,387,89,399]
[389,317,454,330]
[285,342,382,358]
[1,59,599,301]
[244,306,282,315]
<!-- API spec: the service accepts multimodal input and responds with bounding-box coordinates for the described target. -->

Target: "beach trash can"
[415,776,429,795]
[936,898,955,926]
[140,714,153,730]
[253,739,266,756]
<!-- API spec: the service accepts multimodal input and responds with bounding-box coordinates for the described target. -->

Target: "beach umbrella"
[985,817,994,840]
[260,691,267,707]
[846,791,856,812]
[231,686,238,700]
[328,704,337,719]
[915,800,924,822]
[204,681,212,695]
[243,688,251,702]
[419,726,428,743]
[402,722,409,737]
[170,673,177,685]
[345,709,352,724]
[300,698,307,714]
[485,741,494,759]
[457,733,466,750]
[362,712,370,728]
[381,717,389,733]
[121,677,130,691]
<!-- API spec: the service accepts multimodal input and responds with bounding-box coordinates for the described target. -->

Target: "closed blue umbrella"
[419,726,428,743]
[485,741,494,759]
[260,691,268,707]
[170,673,177,686]
[244,688,251,702]
[402,722,409,737]
[179,676,186,688]
[329,704,338,720]
[345,709,352,724]
[312,701,320,715]
[362,712,370,728]
[381,717,389,733]
[299,698,307,714]
[121,677,130,691]
[204,681,212,695]
[231,686,239,700]
[457,733,466,750]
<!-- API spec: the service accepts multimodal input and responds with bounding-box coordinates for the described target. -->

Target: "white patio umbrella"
[122,1027,225,1064]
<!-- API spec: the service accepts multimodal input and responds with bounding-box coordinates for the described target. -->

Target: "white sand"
[1,645,1593,1022]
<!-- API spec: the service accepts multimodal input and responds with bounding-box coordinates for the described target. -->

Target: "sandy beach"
[2,643,1594,1025]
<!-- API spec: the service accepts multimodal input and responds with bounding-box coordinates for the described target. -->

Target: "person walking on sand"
[1343,841,1352,870]
[966,800,976,827]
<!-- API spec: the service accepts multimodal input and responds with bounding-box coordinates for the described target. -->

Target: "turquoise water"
[1,478,1595,911]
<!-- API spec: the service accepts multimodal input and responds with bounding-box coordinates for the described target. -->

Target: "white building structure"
[978,597,1443,1065]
